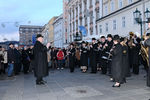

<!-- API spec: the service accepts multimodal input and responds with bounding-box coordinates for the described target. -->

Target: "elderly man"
[33,34,50,85]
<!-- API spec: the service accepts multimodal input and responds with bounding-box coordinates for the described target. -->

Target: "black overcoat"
[122,45,130,77]
[80,47,88,66]
[90,43,98,73]
[111,43,123,83]
[33,41,48,78]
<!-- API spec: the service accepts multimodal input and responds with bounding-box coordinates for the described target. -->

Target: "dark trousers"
[23,63,30,74]
[107,61,112,75]
[36,76,43,83]
[147,68,150,87]
[57,60,63,68]
[101,59,107,74]
[14,63,21,75]
[133,64,139,75]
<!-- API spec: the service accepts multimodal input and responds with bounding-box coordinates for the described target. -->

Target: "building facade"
[19,25,43,45]
[65,0,102,42]
[97,0,150,37]
[64,0,150,42]
[41,17,58,45]
[53,14,64,48]
[63,0,70,47]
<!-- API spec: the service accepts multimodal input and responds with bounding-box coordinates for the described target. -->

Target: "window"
[96,9,99,20]
[105,5,108,15]
[99,25,102,33]
[90,12,93,23]
[111,0,115,12]
[90,0,92,6]
[128,0,132,4]
[105,23,108,32]
[118,0,123,8]
[113,20,116,30]
[122,17,126,27]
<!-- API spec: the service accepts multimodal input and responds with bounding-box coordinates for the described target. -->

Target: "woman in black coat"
[111,35,123,87]
[33,34,50,85]
[80,41,88,73]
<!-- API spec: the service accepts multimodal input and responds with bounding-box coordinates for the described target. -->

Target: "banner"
[79,26,87,36]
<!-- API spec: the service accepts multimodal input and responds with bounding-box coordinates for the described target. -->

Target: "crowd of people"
[0,32,150,87]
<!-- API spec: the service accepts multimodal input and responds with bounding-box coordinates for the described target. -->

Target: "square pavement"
[0,68,150,100]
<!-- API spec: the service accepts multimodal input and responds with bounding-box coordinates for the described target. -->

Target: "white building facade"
[64,0,150,42]
[66,0,102,42]
[97,0,150,37]
[53,14,64,48]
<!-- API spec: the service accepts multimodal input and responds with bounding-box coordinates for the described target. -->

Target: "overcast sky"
[0,0,63,42]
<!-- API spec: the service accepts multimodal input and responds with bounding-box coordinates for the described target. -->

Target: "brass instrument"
[140,30,149,67]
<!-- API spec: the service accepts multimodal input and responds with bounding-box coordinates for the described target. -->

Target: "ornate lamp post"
[73,32,82,42]
[133,8,150,37]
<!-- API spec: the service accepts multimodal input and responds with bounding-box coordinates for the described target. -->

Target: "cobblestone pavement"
[0,68,150,100]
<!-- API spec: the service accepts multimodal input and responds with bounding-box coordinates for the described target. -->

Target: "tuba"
[140,30,149,67]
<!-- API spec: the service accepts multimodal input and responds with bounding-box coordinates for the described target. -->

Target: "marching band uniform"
[120,37,129,83]
[144,32,150,87]
[100,36,108,74]
[105,34,113,75]
[80,41,88,73]
[132,37,141,75]
[90,38,98,73]
[68,44,76,73]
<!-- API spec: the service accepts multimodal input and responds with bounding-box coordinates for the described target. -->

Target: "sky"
[0,0,63,42]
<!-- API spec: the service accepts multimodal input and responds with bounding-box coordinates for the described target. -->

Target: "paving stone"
[0,68,149,100]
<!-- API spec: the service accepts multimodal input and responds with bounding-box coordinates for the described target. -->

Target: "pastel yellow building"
[41,17,58,45]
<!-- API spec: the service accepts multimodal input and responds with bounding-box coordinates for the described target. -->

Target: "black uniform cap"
[36,34,43,38]
[113,35,120,40]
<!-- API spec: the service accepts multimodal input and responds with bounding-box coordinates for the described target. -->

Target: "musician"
[97,41,102,71]
[128,32,135,69]
[128,32,141,75]
[111,35,123,87]
[106,34,113,75]
[100,36,108,74]
[68,43,76,73]
[120,37,129,83]
[144,32,150,87]
[80,41,88,73]
[132,35,141,75]
[90,38,98,73]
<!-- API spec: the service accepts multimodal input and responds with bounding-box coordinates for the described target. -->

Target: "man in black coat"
[33,34,50,85]
[14,44,22,75]
[144,32,150,87]
[7,43,15,77]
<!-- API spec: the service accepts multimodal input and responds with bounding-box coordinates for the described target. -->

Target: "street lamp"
[133,8,150,38]
[73,32,82,42]
[145,8,150,22]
